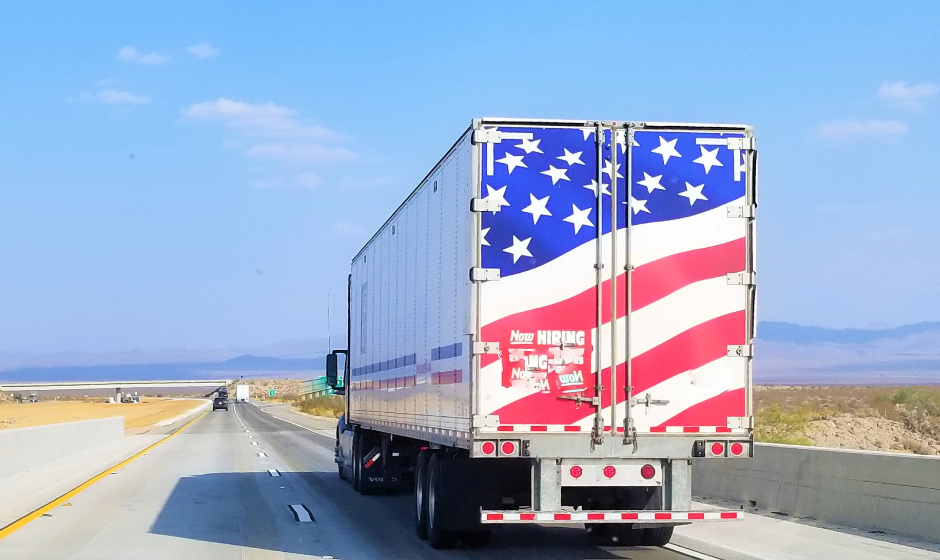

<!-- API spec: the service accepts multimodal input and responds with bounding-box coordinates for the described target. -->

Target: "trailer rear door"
[474,122,626,434]
[473,120,755,439]
[621,125,755,436]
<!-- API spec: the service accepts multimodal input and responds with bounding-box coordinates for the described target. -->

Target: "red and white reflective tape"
[648,426,748,434]
[485,425,583,433]
[481,510,743,523]
[483,425,749,435]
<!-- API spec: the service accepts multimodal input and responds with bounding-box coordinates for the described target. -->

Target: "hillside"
[755,321,940,385]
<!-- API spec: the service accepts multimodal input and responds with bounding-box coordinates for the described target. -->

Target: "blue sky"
[1,2,939,354]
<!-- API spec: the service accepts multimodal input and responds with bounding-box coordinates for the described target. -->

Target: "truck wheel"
[641,526,674,546]
[351,431,361,491]
[586,524,642,546]
[426,454,456,549]
[414,450,431,540]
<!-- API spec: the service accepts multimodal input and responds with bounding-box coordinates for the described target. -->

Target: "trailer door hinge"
[726,272,755,286]
[727,205,755,219]
[470,267,500,282]
[471,197,502,213]
[472,128,502,144]
[727,344,754,358]
[472,414,499,428]
[473,342,500,355]
[727,136,756,151]
[727,416,754,429]
[697,136,756,151]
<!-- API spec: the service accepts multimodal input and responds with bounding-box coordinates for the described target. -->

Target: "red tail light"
[569,465,583,479]
[602,465,616,479]
[640,464,656,480]
[711,442,725,456]
[481,441,496,455]
[501,441,516,455]
[730,442,744,456]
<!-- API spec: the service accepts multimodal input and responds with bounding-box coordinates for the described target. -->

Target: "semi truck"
[326,117,756,548]
[235,384,249,404]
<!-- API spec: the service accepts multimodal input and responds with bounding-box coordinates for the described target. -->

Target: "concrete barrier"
[693,443,940,543]
[0,417,124,478]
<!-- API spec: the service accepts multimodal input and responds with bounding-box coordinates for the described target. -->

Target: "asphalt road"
[0,401,698,560]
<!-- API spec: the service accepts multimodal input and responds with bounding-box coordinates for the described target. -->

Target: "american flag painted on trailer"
[477,125,753,433]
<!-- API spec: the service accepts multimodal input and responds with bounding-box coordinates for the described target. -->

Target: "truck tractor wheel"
[414,449,431,540]
[426,453,456,549]
[353,430,377,495]
[641,526,674,546]
[586,523,643,546]
[351,431,362,491]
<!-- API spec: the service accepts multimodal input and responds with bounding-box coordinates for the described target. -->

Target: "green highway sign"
[268,389,276,397]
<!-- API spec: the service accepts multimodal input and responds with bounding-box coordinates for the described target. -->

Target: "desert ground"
[755,385,940,454]
[0,398,207,433]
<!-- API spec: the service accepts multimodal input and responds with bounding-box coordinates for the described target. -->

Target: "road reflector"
[257,452,267,458]
[288,504,314,523]
[267,469,280,477]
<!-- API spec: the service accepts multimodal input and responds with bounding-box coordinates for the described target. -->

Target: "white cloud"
[247,143,354,165]
[187,42,220,59]
[814,120,909,142]
[182,98,354,187]
[255,172,320,189]
[335,222,371,239]
[878,81,938,109]
[118,46,168,65]
[181,98,340,140]
[89,89,152,105]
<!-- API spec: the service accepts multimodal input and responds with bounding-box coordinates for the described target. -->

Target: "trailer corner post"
[666,459,692,511]
[623,124,638,450]
[532,459,562,512]
[590,121,606,450]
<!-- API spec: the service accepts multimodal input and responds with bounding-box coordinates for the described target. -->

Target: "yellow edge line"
[0,410,209,540]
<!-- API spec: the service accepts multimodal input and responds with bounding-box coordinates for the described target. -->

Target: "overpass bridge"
[0,379,232,401]
[0,379,232,392]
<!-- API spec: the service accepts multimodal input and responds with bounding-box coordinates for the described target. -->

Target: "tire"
[463,530,491,548]
[351,431,361,492]
[426,454,456,549]
[414,450,431,540]
[641,526,674,547]
[354,430,375,495]
[587,524,643,546]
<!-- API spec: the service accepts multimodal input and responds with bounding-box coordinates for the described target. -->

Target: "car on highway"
[212,396,229,411]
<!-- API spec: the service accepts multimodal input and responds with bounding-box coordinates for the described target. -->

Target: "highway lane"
[0,401,698,560]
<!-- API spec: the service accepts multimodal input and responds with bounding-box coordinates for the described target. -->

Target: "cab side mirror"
[326,353,339,387]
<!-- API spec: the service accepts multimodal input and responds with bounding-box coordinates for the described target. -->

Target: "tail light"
[640,464,656,480]
[569,465,583,479]
[499,440,519,457]
[729,442,745,456]
[602,465,617,479]
[481,441,496,456]
[709,442,725,457]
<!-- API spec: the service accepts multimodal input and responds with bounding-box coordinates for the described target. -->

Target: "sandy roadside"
[0,398,208,433]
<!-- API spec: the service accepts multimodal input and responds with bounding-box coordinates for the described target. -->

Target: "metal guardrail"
[0,379,232,391]
[300,376,332,397]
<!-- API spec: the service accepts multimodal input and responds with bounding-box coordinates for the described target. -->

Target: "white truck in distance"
[326,118,757,549]
[235,384,249,403]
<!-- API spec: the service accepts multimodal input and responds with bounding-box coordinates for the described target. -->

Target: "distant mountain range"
[1,323,939,385]
[0,354,328,383]
[758,321,940,345]
[755,321,940,385]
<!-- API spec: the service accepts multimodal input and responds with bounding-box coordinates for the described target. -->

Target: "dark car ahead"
[212,396,229,411]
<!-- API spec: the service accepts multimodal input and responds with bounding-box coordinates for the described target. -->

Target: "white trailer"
[327,118,756,548]
[235,384,249,403]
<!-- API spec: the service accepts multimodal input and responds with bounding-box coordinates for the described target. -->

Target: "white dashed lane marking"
[288,504,314,523]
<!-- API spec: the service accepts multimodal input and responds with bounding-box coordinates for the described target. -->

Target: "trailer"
[327,117,757,548]
[235,384,249,404]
